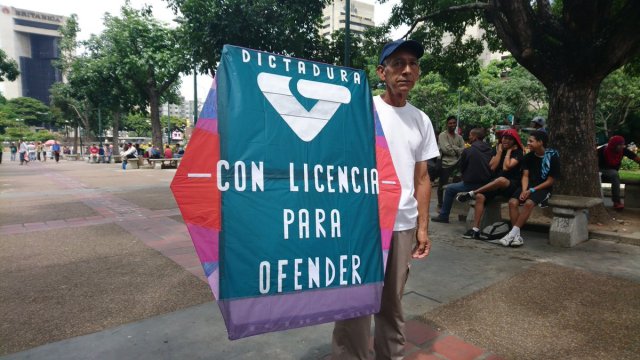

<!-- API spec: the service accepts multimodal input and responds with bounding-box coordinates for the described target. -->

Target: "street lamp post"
[193,64,198,127]
[98,108,103,149]
[167,103,171,145]
[344,0,351,67]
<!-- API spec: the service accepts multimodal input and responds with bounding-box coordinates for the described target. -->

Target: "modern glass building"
[0,5,65,104]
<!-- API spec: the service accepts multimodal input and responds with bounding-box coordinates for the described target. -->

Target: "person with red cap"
[455,128,525,239]
[598,135,640,210]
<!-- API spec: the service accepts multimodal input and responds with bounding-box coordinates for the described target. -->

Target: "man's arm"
[530,176,555,192]
[438,133,458,157]
[413,160,432,259]
[502,147,520,171]
[518,170,531,201]
[489,144,502,171]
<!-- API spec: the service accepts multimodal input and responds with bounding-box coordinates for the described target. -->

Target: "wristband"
[529,188,536,193]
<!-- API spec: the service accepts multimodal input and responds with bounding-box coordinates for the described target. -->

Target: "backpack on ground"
[479,221,511,240]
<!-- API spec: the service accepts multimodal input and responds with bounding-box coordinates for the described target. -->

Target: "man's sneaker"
[462,229,481,239]
[510,235,524,247]
[498,232,516,247]
[456,192,474,203]
[538,193,551,208]
[431,216,449,223]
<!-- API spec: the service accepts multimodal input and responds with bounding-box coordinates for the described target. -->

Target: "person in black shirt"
[431,128,493,223]
[499,130,560,247]
[598,135,640,210]
[456,128,525,239]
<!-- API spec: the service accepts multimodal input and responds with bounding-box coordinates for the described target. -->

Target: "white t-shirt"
[374,95,440,231]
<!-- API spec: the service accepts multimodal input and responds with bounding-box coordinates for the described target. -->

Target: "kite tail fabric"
[541,148,559,180]
[374,105,401,271]
[170,77,222,298]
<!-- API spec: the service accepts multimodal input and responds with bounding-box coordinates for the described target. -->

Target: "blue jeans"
[438,182,483,219]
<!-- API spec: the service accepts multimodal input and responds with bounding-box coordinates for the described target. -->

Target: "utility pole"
[344,0,351,67]
[98,108,103,149]
[193,64,198,127]
[167,103,171,145]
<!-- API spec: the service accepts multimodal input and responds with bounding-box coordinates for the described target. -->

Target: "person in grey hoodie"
[432,128,493,223]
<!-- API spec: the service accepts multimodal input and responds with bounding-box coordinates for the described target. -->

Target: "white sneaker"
[498,233,516,247]
[510,235,524,247]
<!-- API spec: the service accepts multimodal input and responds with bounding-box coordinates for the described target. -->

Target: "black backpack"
[479,221,511,240]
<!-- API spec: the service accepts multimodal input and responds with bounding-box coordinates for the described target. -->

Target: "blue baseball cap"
[378,39,425,65]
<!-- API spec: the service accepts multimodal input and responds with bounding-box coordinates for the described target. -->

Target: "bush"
[620,156,639,171]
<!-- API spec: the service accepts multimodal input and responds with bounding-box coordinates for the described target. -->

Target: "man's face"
[527,135,543,152]
[616,143,625,152]
[376,50,420,96]
[468,132,477,143]
[531,122,541,129]
[446,119,457,132]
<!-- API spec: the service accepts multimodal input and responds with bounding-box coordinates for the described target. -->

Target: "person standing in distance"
[332,39,440,360]
[436,115,465,209]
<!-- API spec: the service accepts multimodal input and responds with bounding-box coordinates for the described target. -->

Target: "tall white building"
[321,0,375,38]
[159,97,203,127]
[0,5,66,104]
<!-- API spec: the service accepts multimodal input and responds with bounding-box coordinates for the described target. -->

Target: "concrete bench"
[123,157,142,169]
[112,155,123,163]
[465,197,507,230]
[65,154,79,161]
[622,179,640,208]
[548,195,602,248]
[147,158,182,169]
[601,178,639,208]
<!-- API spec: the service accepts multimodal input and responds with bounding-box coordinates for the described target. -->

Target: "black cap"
[379,39,425,65]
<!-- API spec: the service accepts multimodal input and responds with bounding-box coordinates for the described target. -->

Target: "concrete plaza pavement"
[1,155,639,359]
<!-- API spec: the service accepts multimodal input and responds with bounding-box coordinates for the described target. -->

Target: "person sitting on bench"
[431,128,493,223]
[598,135,640,210]
[456,128,524,239]
[499,130,560,247]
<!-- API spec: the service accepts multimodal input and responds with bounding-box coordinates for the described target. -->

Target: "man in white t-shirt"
[332,39,440,360]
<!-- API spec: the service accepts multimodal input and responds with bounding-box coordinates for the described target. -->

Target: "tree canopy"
[0,49,19,82]
[101,4,189,148]
[166,0,332,75]
[387,0,640,219]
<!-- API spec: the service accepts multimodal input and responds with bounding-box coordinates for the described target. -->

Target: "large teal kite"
[171,45,400,340]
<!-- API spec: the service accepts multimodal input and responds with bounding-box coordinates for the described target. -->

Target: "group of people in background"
[7,140,186,168]
[430,116,560,247]
[120,142,185,170]
[429,113,639,245]
[9,140,62,165]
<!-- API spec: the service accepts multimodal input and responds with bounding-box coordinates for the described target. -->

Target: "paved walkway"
[1,156,639,359]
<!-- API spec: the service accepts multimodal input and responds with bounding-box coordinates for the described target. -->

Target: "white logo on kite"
[257,72,352,142]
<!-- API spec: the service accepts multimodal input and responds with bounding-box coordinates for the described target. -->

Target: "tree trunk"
[149,91,163,148]
[548,80,610,223]
[73,125,79,155]
[112,111,121,155]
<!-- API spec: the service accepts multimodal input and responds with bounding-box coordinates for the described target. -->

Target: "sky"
[1,0,403,101]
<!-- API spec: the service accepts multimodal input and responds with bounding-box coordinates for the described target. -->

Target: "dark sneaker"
[456,192,473,203]
[462,229,480,239]
[538,193,551,208]
[431,216,449,223]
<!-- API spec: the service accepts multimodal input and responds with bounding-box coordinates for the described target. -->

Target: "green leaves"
[0,49,19,82]
[167,0,331,74]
